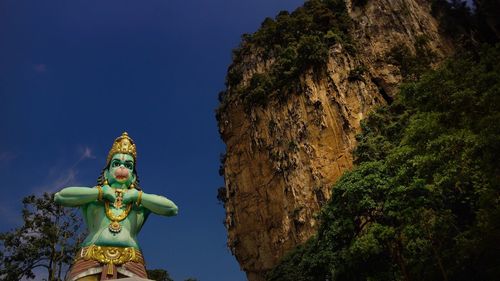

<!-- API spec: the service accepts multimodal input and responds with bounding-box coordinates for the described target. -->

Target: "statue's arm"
[140,193,178,217]
[54,187,99,207]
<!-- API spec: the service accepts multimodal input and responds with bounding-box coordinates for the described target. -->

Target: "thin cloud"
[73,146,96,168]
[34,168,79,194]
[82,147,95,159]
[1,147,89,229]
[0,151,16,165]
[33,146,95,193]
[33,64,47,73]
[53,169,78,190]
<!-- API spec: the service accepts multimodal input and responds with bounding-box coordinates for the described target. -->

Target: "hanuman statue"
[55,132,178,280]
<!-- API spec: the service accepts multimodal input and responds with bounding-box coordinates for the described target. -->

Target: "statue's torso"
[80,201,149,249]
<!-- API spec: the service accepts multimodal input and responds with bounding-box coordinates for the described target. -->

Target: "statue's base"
[109,277,154,281]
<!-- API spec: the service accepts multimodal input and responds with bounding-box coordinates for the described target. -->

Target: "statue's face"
[105,153,136,187]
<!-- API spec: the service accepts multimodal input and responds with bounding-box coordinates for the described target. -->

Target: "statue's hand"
[122,188,139,205]
[102,185,116,202]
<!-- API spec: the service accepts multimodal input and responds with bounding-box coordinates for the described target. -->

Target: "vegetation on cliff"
[217,0,352,112]
[431,0,500,46]
[216,1,500,279]
[266,44,500,281]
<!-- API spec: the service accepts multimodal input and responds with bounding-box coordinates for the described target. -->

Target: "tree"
[0,193,85,281]
[431,0,500,46]
[147,268,174,281]
[217,0,353,112]
[267,45,500,281]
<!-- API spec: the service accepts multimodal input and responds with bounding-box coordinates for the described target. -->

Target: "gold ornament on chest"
[105,189,132,234]
[114,189,125,209]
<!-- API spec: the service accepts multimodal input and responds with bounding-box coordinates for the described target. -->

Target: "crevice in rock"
[371,76,394,104]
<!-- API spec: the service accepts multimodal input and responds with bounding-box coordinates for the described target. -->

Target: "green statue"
[54,132,178,281]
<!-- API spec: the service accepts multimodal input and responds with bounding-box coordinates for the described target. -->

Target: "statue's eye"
[125,163,133,169]
[112,161,121,167]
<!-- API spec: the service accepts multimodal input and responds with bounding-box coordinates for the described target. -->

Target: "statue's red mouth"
[114,168,129,181]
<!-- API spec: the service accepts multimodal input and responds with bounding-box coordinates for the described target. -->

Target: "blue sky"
[0,1,304,280]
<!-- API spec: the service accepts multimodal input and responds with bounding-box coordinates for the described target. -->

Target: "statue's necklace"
[104,189,132,234]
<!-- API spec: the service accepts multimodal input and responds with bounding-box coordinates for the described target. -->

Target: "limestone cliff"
[216,1,452,280]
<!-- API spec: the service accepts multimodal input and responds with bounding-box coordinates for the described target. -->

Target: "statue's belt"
[77,245,144,276]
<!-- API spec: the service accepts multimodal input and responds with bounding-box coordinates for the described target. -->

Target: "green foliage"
[147,268,174,281]
[388,35,437,80]
[431,0,500,46]
[220,0,352,111]
[217,186,228,206]
[475,0,500,43]
[431,0,474,41]
[0,193,85,281]
[267,45,500,281]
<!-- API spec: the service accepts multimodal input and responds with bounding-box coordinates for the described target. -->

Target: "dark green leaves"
[267,45,500,281]
[220,0,352,110]
[0,193,85,281]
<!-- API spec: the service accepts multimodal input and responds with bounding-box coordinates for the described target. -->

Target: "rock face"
[216,1,452,280]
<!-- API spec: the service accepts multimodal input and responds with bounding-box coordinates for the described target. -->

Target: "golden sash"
[77,245,144,276]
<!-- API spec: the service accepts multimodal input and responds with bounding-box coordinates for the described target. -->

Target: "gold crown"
[106,132,137,165]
